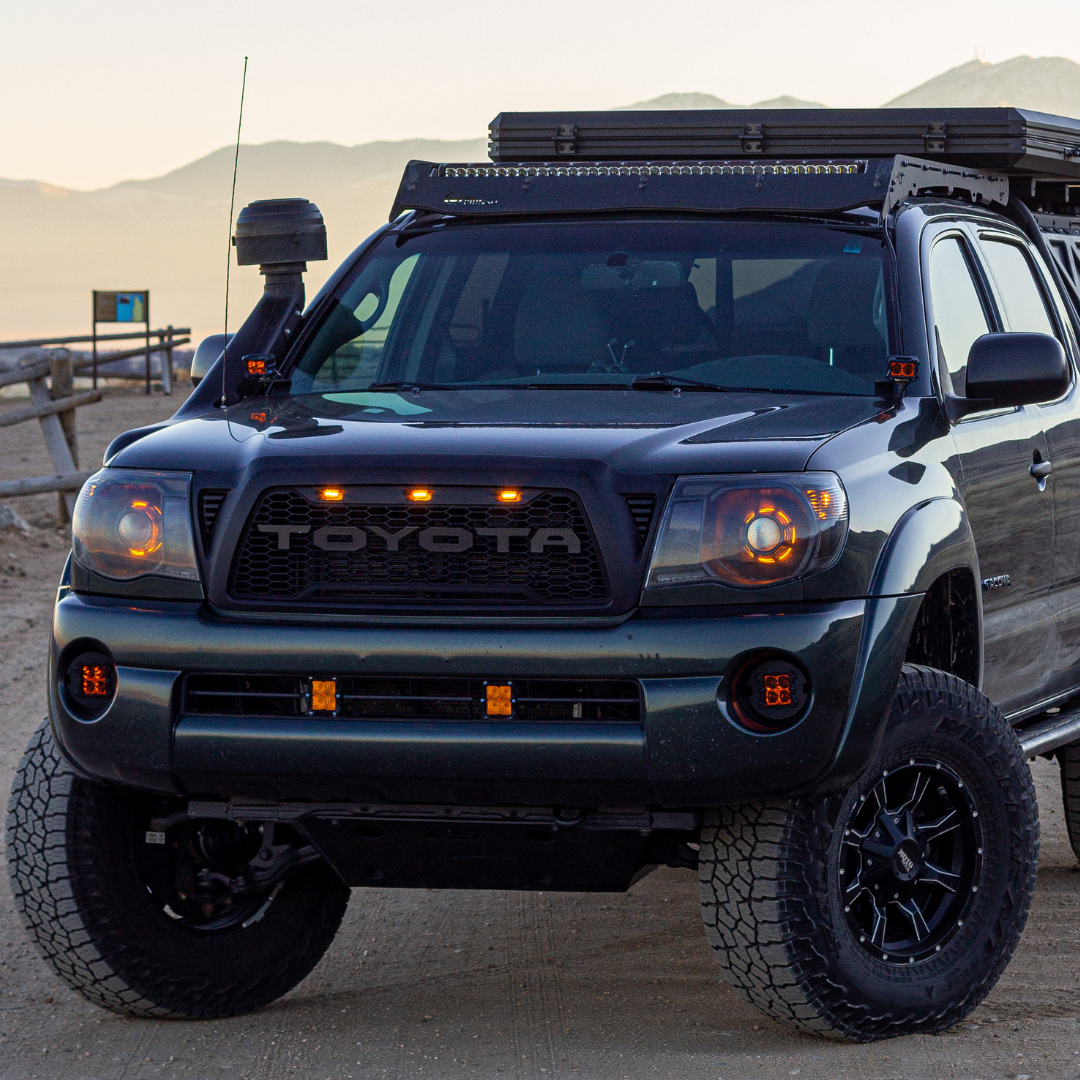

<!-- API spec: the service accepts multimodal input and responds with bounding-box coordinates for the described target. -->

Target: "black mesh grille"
[622,494,657,546]
[182,674,641,723]
[198,490,229,550]
[229,489,608,606]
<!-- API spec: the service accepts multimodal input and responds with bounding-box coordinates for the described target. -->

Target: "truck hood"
[114,389,883,479]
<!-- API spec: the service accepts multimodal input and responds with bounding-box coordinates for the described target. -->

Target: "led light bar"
[442,162,865,178]
[392,157,893,220]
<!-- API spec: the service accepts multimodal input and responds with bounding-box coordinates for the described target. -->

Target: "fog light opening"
[728,653,809,734]
[63,649,117,719]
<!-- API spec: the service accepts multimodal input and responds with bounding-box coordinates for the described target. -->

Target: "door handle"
[1030,460,1053,479]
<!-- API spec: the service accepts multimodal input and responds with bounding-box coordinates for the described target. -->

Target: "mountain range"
[4,55,1080,349]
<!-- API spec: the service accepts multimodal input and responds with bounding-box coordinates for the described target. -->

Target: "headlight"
[72,469,199,583]
[647,473,848,589]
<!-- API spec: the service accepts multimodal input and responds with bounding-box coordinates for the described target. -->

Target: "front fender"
[868,496,978,597]
[807,497,981,793]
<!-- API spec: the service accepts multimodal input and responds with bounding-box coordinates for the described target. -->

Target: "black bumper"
[49,592,920,807]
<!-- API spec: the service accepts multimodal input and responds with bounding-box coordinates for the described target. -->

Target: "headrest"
[807,259,886,349]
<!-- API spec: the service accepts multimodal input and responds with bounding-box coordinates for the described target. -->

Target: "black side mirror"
[190,333,232,387]
[965,332,1070,408]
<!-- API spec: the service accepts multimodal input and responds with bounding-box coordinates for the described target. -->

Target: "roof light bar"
[441,161,865,179]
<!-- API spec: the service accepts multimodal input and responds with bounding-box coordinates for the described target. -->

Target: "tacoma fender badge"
[981,574,1012,591]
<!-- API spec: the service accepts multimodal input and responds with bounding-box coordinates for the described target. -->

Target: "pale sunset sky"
[3,0,1080,190]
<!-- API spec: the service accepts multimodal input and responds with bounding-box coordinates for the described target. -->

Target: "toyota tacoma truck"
[10,107,1080,1040]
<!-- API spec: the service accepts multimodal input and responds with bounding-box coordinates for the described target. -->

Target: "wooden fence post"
[50,350,78,522]
[29,354,79,523]
[162,326,174,396]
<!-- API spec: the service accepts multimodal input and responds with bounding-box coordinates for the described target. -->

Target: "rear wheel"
[1059,742,1080,863]
[698,665,1038,1040]
[6,719,350,1018]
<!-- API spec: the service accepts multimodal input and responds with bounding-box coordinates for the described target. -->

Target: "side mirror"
[190,333,233,387]
[965,332,1070,408]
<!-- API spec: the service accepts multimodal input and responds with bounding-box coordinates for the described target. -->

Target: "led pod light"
[72,469,200,582]
[647,473,848,589]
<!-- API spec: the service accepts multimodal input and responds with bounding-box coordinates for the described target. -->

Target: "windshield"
[290,221,891,397]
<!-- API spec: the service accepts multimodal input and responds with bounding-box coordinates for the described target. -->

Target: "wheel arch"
[810,497,982,793]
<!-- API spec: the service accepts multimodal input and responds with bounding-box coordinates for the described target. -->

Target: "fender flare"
[807,497,981,793]
[868,496,979,598]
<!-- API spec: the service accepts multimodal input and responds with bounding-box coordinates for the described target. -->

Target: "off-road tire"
[1059,742,1080,862]
[698,665,1038,1041]
[6,718,350,1019]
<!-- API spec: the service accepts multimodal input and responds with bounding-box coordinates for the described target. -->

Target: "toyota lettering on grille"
[231,489,609,605]
[257,523,582,555]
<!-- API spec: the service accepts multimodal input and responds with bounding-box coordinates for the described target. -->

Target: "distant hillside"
[614,92,826,110]
[0,138,485,347]
[883,55,1080,114]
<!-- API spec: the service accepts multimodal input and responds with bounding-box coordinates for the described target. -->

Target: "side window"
[928,237,991,396]
[308,254,420,390]
[980,239,1057,338]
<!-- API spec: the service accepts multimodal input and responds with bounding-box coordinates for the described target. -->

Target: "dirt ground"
[2,386,1080,1080]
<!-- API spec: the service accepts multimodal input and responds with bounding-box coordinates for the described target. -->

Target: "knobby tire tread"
[7,718,348,1018]
[1059,742,1080,862]
[698,665,1038,1041]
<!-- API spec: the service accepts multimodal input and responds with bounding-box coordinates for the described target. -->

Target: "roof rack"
[389,155,1009,221]
[488,108,1080,180]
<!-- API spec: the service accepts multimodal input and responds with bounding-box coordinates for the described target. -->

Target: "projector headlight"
[72,469,200,583]
[647,473,848,589]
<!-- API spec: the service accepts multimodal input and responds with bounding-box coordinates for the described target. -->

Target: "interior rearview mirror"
[965,332,1070,409]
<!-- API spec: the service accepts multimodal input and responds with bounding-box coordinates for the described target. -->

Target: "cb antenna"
[221,56,248,406]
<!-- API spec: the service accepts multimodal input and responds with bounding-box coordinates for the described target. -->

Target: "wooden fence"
[0,326,191,394]
[0,327,189,521]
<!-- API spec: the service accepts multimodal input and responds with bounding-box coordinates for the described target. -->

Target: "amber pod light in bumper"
[647,473,848,588]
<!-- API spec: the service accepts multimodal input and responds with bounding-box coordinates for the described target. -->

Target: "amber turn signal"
[496,489,522,503]
[319,488,345,502]
[407,488,433,502]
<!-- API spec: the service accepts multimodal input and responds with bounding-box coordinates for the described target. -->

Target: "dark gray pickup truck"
[10,107,1080,1040]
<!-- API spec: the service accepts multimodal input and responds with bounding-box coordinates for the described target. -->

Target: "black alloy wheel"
[136,814,294,932]
[698,665,1039,1041]
[840,758,981,964]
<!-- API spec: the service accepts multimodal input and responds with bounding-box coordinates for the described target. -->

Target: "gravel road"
[1,387,1079,1079]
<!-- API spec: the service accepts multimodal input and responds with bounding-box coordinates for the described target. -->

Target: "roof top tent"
[488,107,1080,181]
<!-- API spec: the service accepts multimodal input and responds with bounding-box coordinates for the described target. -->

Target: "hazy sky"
[4,0,1080,191]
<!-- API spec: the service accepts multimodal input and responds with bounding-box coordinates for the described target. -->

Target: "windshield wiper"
[367,381,463,392]
[630,374,736,392]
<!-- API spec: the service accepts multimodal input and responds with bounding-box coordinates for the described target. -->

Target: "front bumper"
[49,592,919,807]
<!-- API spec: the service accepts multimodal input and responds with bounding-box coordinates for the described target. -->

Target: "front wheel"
[698,665,1039,1041]
[6,719,350,1019]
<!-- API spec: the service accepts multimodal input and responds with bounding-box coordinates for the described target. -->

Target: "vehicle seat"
[806,259,888,376]
[513,276,608,373]
[609,282,717,369]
